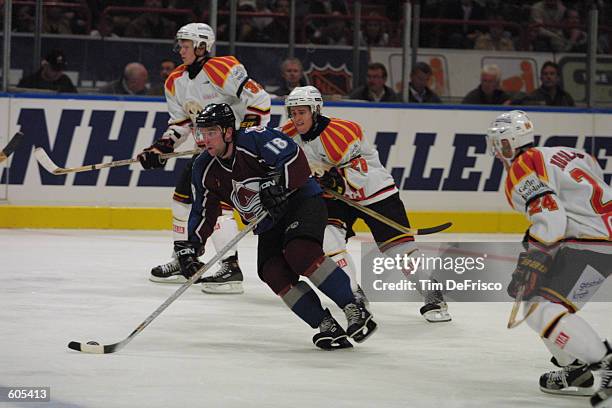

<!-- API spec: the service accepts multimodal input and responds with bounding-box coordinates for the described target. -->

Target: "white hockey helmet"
[285,86,323,118]
[175,23,215,52]
[486,110,535,164]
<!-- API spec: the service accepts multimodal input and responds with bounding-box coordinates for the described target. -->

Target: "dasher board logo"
[304,63,352,95]
[558,56,612,103]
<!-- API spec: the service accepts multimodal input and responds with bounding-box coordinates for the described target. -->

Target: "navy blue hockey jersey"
[189,126,322,245]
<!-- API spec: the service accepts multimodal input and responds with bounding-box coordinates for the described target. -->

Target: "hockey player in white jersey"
[138,23,271,294]
[280,86,451,323]
[487,110,611,407]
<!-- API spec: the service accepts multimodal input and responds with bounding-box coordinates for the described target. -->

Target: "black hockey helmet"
[196,103,236,131]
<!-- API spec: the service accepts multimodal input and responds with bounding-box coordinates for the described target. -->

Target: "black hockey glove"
[174,240,205,279]
[507,250,552,300]
[259,172,288,222]
[317,167,346,195]
[138,138,174,169]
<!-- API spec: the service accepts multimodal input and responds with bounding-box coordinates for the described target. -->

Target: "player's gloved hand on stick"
[174,240,205,279]
[318,167,346,195]
[138,138,174,169]
[260,172,288,222]
[507,250,552,299]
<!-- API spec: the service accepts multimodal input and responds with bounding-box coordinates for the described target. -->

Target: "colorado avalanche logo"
[230,178,263,222]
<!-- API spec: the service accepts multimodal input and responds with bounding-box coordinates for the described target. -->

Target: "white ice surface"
[0,229,609,408]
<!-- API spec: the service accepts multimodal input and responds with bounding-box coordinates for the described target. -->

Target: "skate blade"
[540,386,594,397]
[201,282,244,294]
[350,319,378,343]
[422,309,452,323]
[149,276,187,284]
[314,335,353,350]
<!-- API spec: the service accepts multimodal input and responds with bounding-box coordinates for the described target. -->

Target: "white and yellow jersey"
[280,117,397,206]
[163,56,271,147]
[505,146,612,245]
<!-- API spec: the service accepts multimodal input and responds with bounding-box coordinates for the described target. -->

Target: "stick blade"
[417,222,453,235]
[68,341,119,354]
[34,147,62,174]
[2,131,25,157]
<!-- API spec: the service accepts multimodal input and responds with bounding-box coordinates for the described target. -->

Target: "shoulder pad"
[203,56,241,88]
[280,120,299,137]
[319,118,363,164]
[164,64,188,95]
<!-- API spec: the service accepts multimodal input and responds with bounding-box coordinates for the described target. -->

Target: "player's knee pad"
[545,312,608,364]
[211,213,239,254]
[284,238,325,276]
[323,224,347,255]
[525,301,570,336]
[259,255,298,295]
[171,199,191,241]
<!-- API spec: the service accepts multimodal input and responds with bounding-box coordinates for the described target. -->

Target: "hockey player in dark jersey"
[173,103,377,349]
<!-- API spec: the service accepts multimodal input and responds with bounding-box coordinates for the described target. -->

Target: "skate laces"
[548,368,570,386]
[319,315,335,332]
[160,259,180,275]
[601,356,612,389]
[344,303,361,324]
[212,256,238,278]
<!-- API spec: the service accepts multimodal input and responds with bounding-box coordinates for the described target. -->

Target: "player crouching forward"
[174,103,377,349]
[487,111,612,407]
[282,86,451,322]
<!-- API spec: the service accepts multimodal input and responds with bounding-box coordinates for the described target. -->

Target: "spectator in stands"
[90,14,120,38]
[124,0,176,39]
[274,57,308,97]
[43,6,72,34]
[360,11,390,47]
[14,5,35,33]
[473,13,515,51]
[462,64,510,105]
[530,0,566,52]
[555,8,587,52]
[237,0,267,42]
[17,49,77,93]
[440,0,486,49]
[349,62,399,102]
[518,61,575,106]
[263,0,291,43]
[408,62,442,103]
[99,62,149,95]
[312,11,350,45]
[148,59,177,96]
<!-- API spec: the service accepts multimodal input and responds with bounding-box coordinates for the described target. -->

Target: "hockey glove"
[507,250,552,300]
[317,167,346,195]
[260,172,288,222]
[138,138,174,169]
[174,240,205,279]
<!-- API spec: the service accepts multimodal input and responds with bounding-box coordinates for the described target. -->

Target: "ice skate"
[200,255,244,294]
[591,351,612,407]
[354,284,369,307]
[539,359,594,396]
[420,280,452,323]
[343,301,377,343]
[312,309,352,350]
[149,258,186,284]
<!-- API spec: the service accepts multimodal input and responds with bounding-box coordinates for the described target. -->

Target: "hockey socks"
[306,256,354,308]
[281,281,327,329]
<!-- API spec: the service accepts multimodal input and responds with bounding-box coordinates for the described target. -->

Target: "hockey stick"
[507,279,538,329]
[35,147,201,175]
[0,131,25,164]
[324,189,452,235]
[68,210,268,354]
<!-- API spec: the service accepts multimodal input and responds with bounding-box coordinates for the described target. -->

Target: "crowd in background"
[2,0,611,52]
[4,0,610,107]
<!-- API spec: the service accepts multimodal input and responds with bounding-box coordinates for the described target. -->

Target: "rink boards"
[0,93,611,232]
